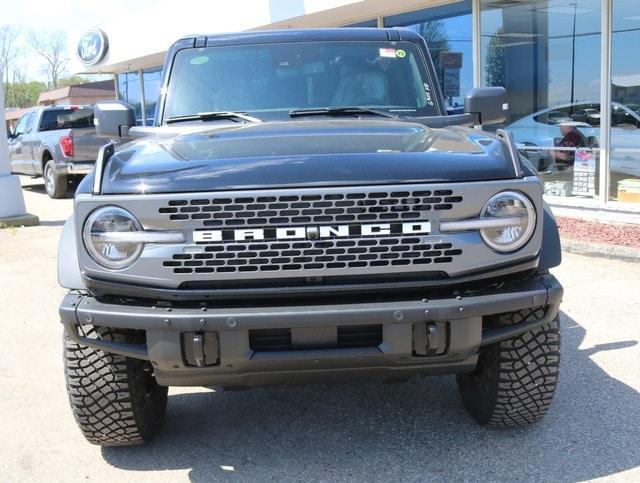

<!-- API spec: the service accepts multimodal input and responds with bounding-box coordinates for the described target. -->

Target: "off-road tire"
[456,309,560,427]
[63,328,168,446]
[44,159,67,199]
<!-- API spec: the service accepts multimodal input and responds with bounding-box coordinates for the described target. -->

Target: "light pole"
[0,76,39,227]
[569,2,577,112]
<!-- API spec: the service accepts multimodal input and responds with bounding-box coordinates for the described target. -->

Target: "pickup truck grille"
[163,237,463,275]
[158,189,463,227]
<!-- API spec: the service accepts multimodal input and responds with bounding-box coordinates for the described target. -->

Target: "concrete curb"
[0,213,40,229]
[561,238,640,263]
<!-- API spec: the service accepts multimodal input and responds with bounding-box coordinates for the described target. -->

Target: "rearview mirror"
[464,87,509,125]
[94,100,136,138]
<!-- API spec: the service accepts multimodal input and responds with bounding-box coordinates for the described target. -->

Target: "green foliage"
[485,28,505,87]
[58,75,88,87]
[3,80,46,108]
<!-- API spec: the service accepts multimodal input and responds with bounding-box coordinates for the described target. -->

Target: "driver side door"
[7,113,33,174]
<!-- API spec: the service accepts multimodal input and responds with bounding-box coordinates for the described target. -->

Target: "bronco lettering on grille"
[193,222,431,243]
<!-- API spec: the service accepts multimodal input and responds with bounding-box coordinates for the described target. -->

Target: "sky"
[0,0,159,81]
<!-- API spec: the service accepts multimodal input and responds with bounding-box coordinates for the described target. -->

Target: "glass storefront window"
[117,71,142,125]
[384,1,473,112]
[481,0,602,200]
[609,0,640,203]
[142,68,162,126]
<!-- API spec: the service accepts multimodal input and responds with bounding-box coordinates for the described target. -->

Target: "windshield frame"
[157,38,444,125]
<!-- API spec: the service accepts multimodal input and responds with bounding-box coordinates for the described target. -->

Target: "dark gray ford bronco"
[58,28,563,446]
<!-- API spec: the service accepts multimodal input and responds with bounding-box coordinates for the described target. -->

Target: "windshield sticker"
[379,48,397,58]
[424,83,434,106]
[189,56,210,65]
[395,49,406,58]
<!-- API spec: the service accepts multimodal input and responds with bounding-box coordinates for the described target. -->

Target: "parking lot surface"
[1,177,639,482]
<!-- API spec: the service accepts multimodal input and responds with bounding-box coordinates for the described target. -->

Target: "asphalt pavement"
[0,177,638,482]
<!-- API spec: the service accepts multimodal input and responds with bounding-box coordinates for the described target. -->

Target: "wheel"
[63,327,168,446]
[44,160,68,199]
[456,309,560,427]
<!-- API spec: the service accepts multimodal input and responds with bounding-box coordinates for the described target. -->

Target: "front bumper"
[60,274,562,387]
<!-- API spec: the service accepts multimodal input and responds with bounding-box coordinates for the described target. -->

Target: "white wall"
[69,0,277,74]
[69,0,443,75]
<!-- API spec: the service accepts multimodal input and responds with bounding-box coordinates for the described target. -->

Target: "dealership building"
[69,0,640,210]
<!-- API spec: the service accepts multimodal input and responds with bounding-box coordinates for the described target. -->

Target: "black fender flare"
[538,202,562,271]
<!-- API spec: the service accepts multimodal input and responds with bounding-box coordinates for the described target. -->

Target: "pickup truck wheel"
[63,328,168,446]
[44,160,67,199]
[456,309,560,427]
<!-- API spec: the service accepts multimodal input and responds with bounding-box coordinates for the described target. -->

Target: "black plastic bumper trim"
[60,274,562,361]
[81,258,539,302]
[62,317,150,360]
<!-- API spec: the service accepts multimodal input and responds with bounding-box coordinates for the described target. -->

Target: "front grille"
[163,238,462,274]
[249,325,383,352]
[79,180,543,288]
[158,189,463,227]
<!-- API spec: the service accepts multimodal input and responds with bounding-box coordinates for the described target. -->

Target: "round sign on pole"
[77,29,108,66]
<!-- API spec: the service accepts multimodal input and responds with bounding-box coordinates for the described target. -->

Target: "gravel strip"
[556,216,640,249]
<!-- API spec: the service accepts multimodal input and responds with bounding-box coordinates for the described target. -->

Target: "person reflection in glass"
[554,122,586,167]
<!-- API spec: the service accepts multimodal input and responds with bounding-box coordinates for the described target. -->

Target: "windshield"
[162,41,440,122]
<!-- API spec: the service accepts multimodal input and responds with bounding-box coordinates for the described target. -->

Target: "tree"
[485,28,506,87]
[419,20,451,72]
[30,31,68,88]
[58,75,88,87]
[0,25,20,106]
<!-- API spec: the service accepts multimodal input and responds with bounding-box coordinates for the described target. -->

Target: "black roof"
[176,27,423,48]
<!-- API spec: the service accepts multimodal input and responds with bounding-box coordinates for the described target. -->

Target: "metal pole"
[139,69,147,126]
[569,2,577,111]
[472,0,482,88]
[599,0,612,203]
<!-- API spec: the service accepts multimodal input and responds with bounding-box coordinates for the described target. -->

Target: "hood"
[101,120,518,194]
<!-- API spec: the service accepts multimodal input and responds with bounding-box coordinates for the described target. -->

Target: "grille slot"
[249,328,292,352]
[164,238,462,274]
[337,325,383,348]
[249,325,383,352]
[159,190,462,227]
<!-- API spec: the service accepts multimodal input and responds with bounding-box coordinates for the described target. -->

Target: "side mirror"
[94,100,136,138]
[464,87,509,125]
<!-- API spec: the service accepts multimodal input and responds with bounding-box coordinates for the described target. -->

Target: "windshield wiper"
[289,106,398,119]
[165,111,261,124]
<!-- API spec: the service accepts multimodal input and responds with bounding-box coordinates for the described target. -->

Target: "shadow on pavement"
[21,182,47,194]
[101,312,639,481]
[21,181,77,199]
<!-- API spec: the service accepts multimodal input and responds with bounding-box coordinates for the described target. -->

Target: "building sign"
[77,29,108,66]
[443,69,460,98]
[439,51,463,70]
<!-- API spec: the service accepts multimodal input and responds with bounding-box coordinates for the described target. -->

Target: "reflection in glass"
[481,0,602,200]
[610,0,640,202]
[384,1,473,111]
[117,71,142,125]
[142,68,162,126]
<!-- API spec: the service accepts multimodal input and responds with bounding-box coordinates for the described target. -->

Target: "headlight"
[83,206,143,269]
[479,191,536,252]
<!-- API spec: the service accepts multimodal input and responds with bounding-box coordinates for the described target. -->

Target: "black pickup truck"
[58,28,563,446]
